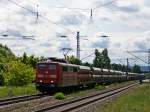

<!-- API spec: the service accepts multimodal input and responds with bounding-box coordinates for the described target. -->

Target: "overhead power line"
[93,0,118,10]
[7,0,76,35]
[47,5,90,11]
[45,0,118,11]
[7,0,119,34]
[81,52,95,61]
[127,51,148,64]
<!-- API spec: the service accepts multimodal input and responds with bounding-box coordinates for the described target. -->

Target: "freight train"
[36,60,145,93]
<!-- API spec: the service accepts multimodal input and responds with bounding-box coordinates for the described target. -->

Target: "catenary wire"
[7,0,76,35]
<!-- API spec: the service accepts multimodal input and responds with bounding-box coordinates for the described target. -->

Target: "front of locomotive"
[36,61,60,92]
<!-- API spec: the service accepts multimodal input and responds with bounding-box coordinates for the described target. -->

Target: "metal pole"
[90,9,93,21]
[127,58,129,74]
[148,49,150,73]
[76,31,80,59]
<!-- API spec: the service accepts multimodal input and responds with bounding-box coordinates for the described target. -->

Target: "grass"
[0,84,38,99]
[96,83,150,112]
[54,92,65,100]
[95,84,106,90]
[67,81,135,99]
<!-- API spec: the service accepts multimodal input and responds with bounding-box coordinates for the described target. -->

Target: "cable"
[47,5,90,11]
[7,0,35,13]
[7,0,76,35]
[7,0,119,35]
[127,51,148,64]
[93,0,118,10]
[27,0,118,11]
[81,52,95,61]
[0,6,63,39]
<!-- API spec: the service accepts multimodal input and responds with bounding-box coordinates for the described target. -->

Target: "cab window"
[68,67,73,72]
[48,65,56,70]
[73,67,78,72]
[63,66,74,72]
[38,64,46,69]
[63,66,68,71]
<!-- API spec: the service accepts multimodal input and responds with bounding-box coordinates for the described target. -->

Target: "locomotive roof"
[128,72,138,75]
[102,69,109,72]
[59,62,79,67]
[109,70,115,72]
[93,67,102,71]
[59,62,91,70]
[114,71,123,74]
[38,61,77,67]
[79,66,91,70]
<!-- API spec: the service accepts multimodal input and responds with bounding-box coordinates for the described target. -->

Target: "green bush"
[54,92,65,100]
[95,84,105,90]
[0,72,4,86]
[5,61,35,86]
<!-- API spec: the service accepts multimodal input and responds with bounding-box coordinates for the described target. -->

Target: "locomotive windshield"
[48,65,56,70]
[38,64,46,69]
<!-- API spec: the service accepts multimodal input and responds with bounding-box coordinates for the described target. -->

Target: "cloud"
[38,42,52,47]
[133,36,150,50]
[60,13,85,26]
[95,0,140,13]
[134,42,147,50]
[91,38,110,48]
[6,29,23,37]
[113,43,122,48]
[117,4,140,13]
[144,0,150,7]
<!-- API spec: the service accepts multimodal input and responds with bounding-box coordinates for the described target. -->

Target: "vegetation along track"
[36,82,139,112]
[0,93,48,106]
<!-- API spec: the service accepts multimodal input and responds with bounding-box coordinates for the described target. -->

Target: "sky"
[0,0,150,66]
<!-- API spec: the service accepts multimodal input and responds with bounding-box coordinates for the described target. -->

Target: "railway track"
[35,82,139,112]
[0,93,48,106]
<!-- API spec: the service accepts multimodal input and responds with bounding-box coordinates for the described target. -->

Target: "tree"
[21,53,40,68]
[111,63,123,71]
[22,52,28,64]
[66,55,82,65]
[93,49,111,69]
[0,63,7,86]
[5,61,35,86]
[101,48,111,68]
[132,64,141,73]
[0,44,15,62]
[111,63,131,72]
[0,72,4,86]
[28,55,39,68]
[93,49,103,68]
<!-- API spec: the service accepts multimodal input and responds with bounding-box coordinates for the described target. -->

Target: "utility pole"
[90,9,93,22]
[60,31,87,60]
[126,58,129,74]
[76,31,80,59]
[36,4,39,23]
[148,49,150,73]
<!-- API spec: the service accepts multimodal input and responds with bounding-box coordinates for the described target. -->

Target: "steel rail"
[0,93,48,106]
[36,82,139,112]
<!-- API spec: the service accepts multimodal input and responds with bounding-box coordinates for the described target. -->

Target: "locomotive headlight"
[50,80,54,83]
[39,80,43,83]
